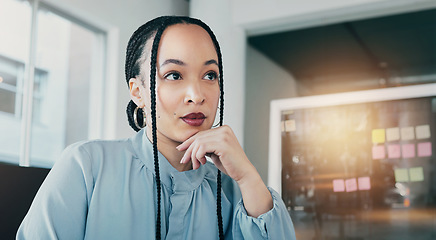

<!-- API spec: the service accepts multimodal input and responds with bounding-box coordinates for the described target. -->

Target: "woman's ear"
[129,77,146,108]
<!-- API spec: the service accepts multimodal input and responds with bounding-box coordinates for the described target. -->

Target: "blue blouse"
[17,129,296,239]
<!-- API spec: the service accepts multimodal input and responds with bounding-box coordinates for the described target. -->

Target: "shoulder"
[56,137,138,174]
[63,136,137,160]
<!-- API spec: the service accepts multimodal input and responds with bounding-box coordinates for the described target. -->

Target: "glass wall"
[280,95,436,239]
[0,0,106,168]
[0,0,31,164]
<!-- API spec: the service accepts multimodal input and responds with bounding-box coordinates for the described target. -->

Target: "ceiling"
[248,8,436,95]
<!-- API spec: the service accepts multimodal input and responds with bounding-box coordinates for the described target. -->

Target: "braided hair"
[125,16,225,240]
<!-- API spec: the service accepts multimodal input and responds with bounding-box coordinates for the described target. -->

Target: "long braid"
[125,16,225,240]
[149,19,169,240]
[198,21,225,240]
[210,29,225,240]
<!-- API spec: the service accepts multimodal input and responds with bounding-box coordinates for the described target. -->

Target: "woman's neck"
[146,128,192,172]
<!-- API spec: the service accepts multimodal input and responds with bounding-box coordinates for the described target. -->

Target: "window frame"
[14,0,118,167]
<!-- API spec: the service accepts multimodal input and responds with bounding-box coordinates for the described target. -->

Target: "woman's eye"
[204,71,218,81]
[165,72,182,80]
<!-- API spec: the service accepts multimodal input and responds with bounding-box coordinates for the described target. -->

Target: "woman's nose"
[184,81,205,105]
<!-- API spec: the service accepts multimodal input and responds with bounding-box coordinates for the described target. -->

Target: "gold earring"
[133,107,146,129]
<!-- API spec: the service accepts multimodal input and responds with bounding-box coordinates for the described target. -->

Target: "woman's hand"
[176,125,273,217]
[177,125,251,181]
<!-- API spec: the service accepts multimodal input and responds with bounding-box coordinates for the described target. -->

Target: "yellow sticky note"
[372,129,385,143]
[394,168,409,182]
[409,167,424,182]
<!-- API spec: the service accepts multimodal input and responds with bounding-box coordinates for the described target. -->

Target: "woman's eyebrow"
[160,59,185,67]
[160,59,218,67]
[204,59,218,66]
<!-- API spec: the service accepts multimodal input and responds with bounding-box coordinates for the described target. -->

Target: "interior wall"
[244,46,298,183]
[46,0,189,139]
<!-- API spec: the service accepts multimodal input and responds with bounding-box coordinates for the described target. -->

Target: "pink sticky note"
[418,142,432,157]
[387,144,401,159]
[345,178,357,192]
[333,179,345,192]
[372,145,385,159]
[358,177,371,190]
[402,144,415,158]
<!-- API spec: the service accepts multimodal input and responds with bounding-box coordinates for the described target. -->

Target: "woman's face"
[132,24,220,144]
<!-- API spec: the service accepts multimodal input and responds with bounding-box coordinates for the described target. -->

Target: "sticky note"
[372,129,385,143]
[402,144,415,158]
[386,127,400,142]
[409,167,424,182]
[372,145,385,159]
[284,119,296,132]
[388,144,401,159]
[417,142,432,157]
[345,178,357,192]
[416,125,431,139]
[401,127,415,140]
[333,179,345,192]
[358,177,371,190]
[395,168,409,182]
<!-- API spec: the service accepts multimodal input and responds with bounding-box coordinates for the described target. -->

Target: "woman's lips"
[181,112,206,126]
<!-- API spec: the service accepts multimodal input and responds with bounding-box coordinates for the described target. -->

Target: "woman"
[17,16,296,239]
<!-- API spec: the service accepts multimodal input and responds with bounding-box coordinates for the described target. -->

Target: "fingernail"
[180,156,184,163]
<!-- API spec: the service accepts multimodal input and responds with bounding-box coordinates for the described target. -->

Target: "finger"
[195,139,219,165]
[180,142,194,164]
[196,145,208,165]
[192,157,200,170]
[176,134,198,151]
[191,142,202,170]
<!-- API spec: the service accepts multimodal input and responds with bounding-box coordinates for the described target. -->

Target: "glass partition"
[269,84,436,239]
[0,0,31,165]
[0,0,107,168]
[29,8,104,168]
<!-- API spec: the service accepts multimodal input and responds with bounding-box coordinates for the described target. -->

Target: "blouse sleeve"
[232,187,297,240]
[16,143,94,240]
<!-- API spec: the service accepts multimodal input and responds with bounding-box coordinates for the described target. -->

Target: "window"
[0,0,110,168]
[0,55,47,122]
[0,56,24,116]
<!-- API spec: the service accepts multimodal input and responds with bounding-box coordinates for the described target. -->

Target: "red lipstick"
[181,112,206,126]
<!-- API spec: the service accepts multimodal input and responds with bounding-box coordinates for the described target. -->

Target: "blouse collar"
[130,128,216,192]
